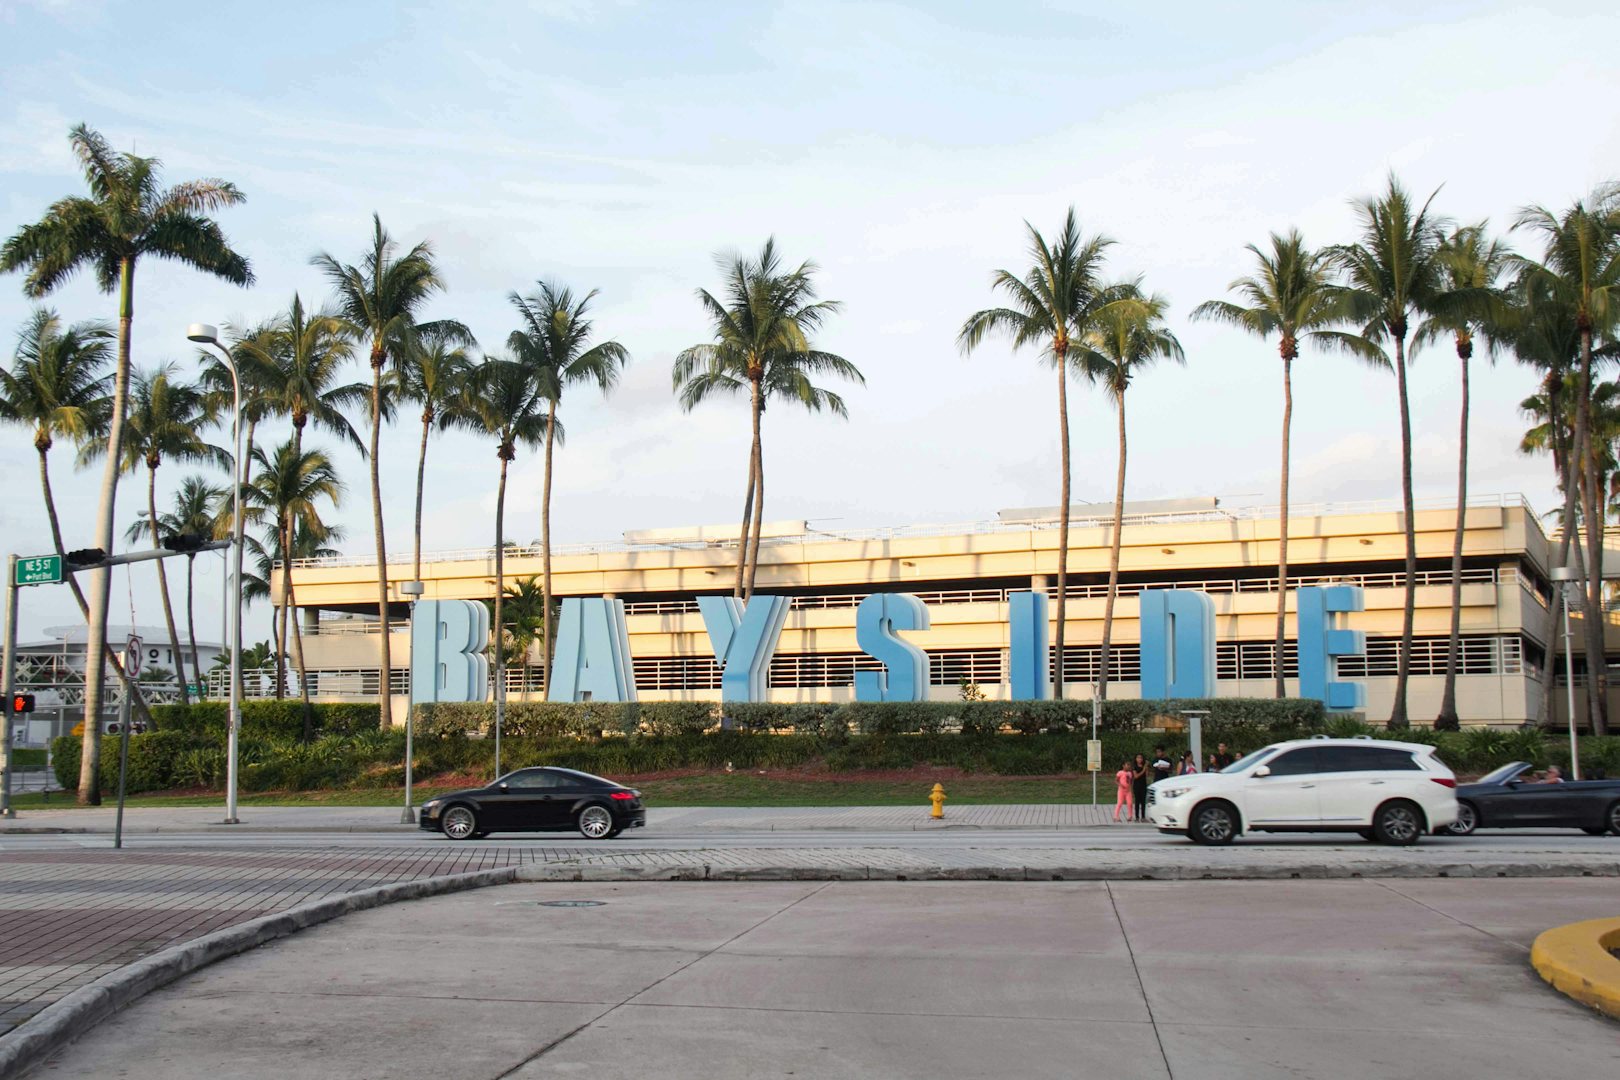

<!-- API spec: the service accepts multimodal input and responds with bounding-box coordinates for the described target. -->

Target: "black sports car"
[418,766,646,840]
[1443,761,1620,836]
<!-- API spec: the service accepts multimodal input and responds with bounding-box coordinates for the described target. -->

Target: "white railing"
[288,493,1536,569]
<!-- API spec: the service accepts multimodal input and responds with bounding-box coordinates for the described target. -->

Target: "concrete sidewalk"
[0,802,1116,834]
[30,878,1620,1079]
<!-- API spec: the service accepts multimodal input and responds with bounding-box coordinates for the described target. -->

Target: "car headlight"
[1158,787,1193,801]
[420,800,441,814]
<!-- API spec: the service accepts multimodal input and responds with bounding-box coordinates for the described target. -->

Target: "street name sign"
[15,555,62,586]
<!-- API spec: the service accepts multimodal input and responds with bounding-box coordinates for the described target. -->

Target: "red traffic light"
[10,693,35,714]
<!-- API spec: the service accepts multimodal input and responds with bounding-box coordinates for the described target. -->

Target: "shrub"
[148,701,381,740]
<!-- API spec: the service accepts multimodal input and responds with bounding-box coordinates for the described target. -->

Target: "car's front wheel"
[1189,801,1238,845]
[442,805,478,841]
[1372,800,1423,845]
[1443,801,1478,836]
[577,804,615,839]
[1606,800,1620,836]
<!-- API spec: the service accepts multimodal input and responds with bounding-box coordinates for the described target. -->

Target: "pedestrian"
[1113,760,1134,822]
[1151,745,1174,784]
[1211,742,1235,770]
[1177,751,1198,776]
[1131,753,1149,821]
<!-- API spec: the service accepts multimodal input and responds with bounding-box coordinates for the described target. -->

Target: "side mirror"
[498,782,509,792]
[1252,765,1272,778]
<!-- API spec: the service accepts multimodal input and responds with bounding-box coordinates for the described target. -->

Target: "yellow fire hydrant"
[929,783,947,819]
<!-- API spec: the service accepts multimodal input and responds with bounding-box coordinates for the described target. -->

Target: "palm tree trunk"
[1389,333,1416,729]
[1275,348,1293,699]
[733,457,756,601]
[288,516,313,741]
[1578,329,1608,736]
[493,452,509,777]
[541,400,556,696]
[274,534,288,700]
[413,413,430,586]
[744,378,766,601]
[369,353,394,734]
[149,468,191,704]
[79,258,136,805]
[1546,376,1575,728]
[1437,343,1470,729]
[1098,392,1128,701]
[37,445,153,726]
[1054,352,1070,701]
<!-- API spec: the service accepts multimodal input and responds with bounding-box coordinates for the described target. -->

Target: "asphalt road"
[29,877,1620,1079]
[2,825,1615,853]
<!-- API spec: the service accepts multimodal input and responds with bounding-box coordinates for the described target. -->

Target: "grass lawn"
[8,769,1115,809]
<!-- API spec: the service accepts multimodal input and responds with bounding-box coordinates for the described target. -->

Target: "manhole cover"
[536,900,606,908]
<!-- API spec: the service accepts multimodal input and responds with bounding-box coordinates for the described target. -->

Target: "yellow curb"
[1530,917,1620,1021]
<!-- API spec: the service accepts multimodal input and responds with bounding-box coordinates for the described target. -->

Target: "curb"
[1529,916,1620,1022]
[0,866,518,1080]
[0,821,1107,835]
[514,859,1620,883]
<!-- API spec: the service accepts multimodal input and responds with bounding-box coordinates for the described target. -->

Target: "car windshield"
[546,767,618,787]
[1476,761,1531,785]
[1222,746,1279,774]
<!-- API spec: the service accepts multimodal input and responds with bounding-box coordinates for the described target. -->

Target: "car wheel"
[605,826,624,839]
[1607,800,1620,836]
[442,805,478,841]
[1372,800,1423,846]
[1189,801,1238,845]
[577,804,614,839]
[1444,801,1478,836]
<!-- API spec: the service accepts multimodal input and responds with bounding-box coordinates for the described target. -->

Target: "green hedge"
[413,697,1326,740]
[145,701,383,740]
[9,747,47,769]
[50,725,1620,797]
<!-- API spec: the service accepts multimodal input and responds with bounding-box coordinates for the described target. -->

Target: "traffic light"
[161,533,209,553]
[10,693,35,714]
[64,548,107,568]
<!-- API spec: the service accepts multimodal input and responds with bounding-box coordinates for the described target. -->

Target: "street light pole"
[1550,565,1580,780]
[399,579,423,823]
[187,325,245,823]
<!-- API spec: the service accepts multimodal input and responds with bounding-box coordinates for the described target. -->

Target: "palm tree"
[127,475,226,699]
[0,123,251,804]
[237,294,365,461]
[1512,185,1620,736]
[958,209,1123,699]
[250,439,343,736]
[0,309,111,614]
[509,281,630,684]
[1414,224,1513,729]
[396,327,477,585]
[498,576,551,691]
[1191,231,1371,697]
[1074,285,1185,699]
[1332,175,1451,728]
[87,364,227,705]
[314,214,461,734]
[462,356,547,772]
[673,239,860,600]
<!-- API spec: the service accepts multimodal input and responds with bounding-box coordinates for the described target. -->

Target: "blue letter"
[548,598,637,702]
[854,593,931,702]
[697,595,791,703]
[1297,586,1365,710]
[1139,590,1216,699]
[411,600,490,703]
[1008,590,1050,700]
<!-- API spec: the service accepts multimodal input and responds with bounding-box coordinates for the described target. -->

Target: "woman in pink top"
[1113,760,1135,822]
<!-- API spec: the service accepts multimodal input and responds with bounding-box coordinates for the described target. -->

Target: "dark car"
[1443,761,1620,836]
[418,767,646,840]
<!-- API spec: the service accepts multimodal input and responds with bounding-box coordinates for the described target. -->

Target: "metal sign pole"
[2,555,18,819]
[113,679,132,848]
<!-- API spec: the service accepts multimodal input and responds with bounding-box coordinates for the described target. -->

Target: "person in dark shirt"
[1151,745,1174,783]
[1211,742,1235,770]
[1131,754,1149,821]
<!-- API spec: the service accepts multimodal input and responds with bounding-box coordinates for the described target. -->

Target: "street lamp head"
[186,323,220,345]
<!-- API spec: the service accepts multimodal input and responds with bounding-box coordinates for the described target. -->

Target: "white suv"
[1147,736,1459,845]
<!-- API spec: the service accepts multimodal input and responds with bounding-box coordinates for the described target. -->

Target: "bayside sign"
[411,586,1366,711]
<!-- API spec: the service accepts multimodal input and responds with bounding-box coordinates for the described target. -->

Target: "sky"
[2,0,1618,643]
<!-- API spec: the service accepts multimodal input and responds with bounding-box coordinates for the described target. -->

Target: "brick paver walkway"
[0,846,536,1036]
